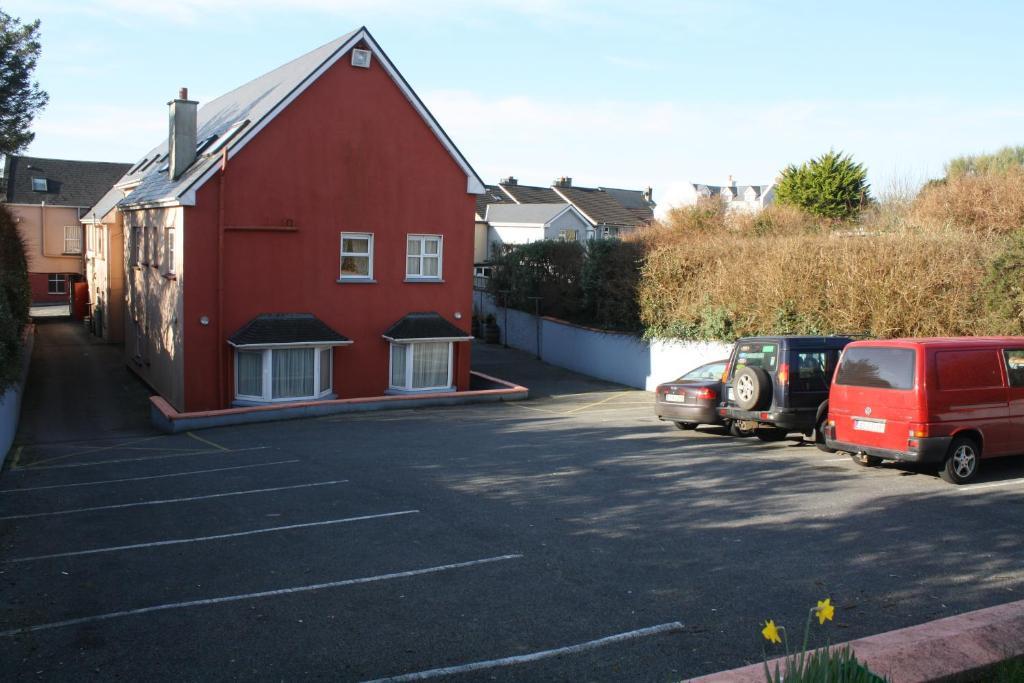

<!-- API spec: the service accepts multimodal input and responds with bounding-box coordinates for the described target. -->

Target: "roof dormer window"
[31,177,47,192]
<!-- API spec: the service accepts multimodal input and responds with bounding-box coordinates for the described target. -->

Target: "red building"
[112,28,483,412]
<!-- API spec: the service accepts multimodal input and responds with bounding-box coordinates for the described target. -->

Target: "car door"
[789,350,831,412]
[1002,349,1024,453]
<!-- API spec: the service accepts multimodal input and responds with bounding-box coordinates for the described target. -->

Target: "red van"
[823,337,1024,484]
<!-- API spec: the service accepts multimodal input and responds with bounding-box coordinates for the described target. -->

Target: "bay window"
[234,346,334,403]
[389,341,453,392]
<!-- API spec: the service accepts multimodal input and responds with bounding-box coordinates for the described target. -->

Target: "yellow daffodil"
[816,598,835,625]
[761,619,782,644]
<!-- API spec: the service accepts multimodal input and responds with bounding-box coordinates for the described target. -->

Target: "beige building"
[2,155,130,306]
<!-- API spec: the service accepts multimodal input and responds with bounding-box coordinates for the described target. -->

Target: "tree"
[0,11,48,156]
[775,150,870,221]
[945,145,1024,178]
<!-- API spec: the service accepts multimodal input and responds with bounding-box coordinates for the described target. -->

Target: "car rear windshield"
[732,342,778,375]
[680,362,726,382]
[835,347,915,390]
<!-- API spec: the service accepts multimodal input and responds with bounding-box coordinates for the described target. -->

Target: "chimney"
[726,174,736,188]
[643,186,654,204]
[168,87,198,180]
[554,176,572,188]
[500,176,518,186]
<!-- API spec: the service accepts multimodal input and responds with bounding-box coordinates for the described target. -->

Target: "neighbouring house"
[81,185,130,341]
[679,176,775,213]
[1,155,131,305]
[472,175,655,267]
[107,28,483,412]
[484,203,591,256]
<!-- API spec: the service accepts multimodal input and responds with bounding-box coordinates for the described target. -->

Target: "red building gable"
[117,30,482,412]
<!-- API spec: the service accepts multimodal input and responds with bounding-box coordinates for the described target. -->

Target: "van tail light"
[909,423,929,438]
[721,362,731,383]
[695,387,717,401]
[777,363,789,385]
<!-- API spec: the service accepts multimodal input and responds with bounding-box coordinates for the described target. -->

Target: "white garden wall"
[476,294,730,390]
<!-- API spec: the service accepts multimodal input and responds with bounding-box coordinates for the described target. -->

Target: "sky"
[6,0,1024,212]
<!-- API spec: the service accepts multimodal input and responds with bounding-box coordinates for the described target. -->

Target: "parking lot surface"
[4,339,1024,680]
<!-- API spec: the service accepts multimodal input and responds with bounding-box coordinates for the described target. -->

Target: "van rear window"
[835,347,915,390]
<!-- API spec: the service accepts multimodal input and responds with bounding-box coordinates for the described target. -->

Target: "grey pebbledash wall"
[0,325,35,467]
[475,294,730,389]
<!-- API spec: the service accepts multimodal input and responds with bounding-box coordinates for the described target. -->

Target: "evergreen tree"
[775,151,870,220]
[0,11,48,156]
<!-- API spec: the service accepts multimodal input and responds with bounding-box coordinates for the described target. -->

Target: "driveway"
[3,340,1024,680]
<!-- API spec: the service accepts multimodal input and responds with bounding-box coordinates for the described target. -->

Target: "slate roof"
[382,312,472,341]
[3,156,132,207]
[552,185,641,227]
[114,28,482,209]
[600,186,655,223]
[475,184,513,218]
[694,183,772,201]
[484,203,572,224]
[498,183,562,204]
[228,313,351,347]
[83,185,127,223]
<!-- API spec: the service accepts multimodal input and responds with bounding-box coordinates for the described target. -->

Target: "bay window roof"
[382,312,472,342]
[228,313,351,348]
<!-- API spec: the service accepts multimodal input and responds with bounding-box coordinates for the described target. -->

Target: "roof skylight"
[203,119,250,157]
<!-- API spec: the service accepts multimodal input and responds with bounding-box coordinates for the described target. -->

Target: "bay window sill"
[232,392,338,407]
[385,386,455,395]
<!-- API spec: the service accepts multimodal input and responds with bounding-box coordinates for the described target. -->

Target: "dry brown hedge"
[632,174,1024,340]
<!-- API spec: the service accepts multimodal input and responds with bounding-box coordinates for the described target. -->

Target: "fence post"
[499,289,510,348]
[528,296,542,360]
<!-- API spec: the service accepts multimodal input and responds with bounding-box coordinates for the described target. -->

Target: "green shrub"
[775,151,871,221]
[946,145,1024,178]
[581,239,643,332]
[983,229,1024,333]
[0,204,29,390]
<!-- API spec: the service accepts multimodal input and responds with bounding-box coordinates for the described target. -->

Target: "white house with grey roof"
[484,203,591,257]
[678,176,775,213]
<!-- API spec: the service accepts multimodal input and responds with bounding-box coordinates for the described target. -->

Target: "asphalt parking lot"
[4,338,1024,681]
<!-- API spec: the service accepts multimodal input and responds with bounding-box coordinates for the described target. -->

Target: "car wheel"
[674,421,698,430]
[940,436,980,485]
[729,421,756,438]
[755,427,789,442]
[733,366,772,411]
[814,415,835,453]
[850,452,882,467]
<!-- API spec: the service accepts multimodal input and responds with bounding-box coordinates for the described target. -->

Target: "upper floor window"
[63,226,82,254]
[406,234,442,280]
[339,232,373,280]
[165,228,175,275]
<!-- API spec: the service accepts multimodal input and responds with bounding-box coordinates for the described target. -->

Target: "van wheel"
[850,453,882,467]
[941,437,980,485]
[674,421,698,430]
[729,421,755,438]
[814,415,835,453]
[733,366,772,410]
[756,427,789,442]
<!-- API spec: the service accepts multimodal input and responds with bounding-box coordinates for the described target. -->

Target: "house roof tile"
[484,203,572,224]
[382,312,471,341]
[228,313,351,347]
[3,156,131,207]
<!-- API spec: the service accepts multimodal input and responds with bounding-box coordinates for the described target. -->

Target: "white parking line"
[5,510,420,563]
[362,622,685,682]
[12,446,270,471]
[0,460,300,493]
[0,554,523,637]
[0,479,348,521]
[958,477,1024,491]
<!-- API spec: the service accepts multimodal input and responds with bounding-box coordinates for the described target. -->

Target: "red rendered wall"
[182,50,475,411]
[29,272,72,304]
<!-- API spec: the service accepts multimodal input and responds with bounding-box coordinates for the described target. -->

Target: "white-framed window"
[134,320,144,360]
[234,346,334,403]
[140,226,149,265]
[96,225,104,258]
[63,225,82,254]
[165,228,175,274]
[389,341,453,392]
[47,274,66,295]
[339,232,373,279]
[406,234,442,280]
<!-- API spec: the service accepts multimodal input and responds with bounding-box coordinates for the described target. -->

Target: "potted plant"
[484,313,500,344]
[471,314,482,339]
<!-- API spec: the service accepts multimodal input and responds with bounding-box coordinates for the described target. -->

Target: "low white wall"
[476,294,730,390]
[0,324,35,467]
